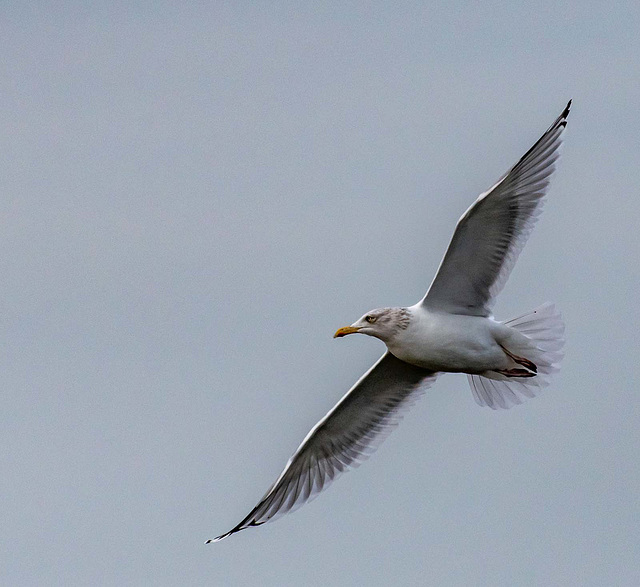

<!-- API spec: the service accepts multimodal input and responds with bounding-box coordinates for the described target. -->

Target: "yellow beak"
[333,325,361,338]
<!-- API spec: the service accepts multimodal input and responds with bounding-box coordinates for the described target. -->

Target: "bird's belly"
[387,315,508,373]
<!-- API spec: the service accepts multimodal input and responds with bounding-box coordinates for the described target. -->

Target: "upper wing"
[208,352,438,542]
[421,101,571,316]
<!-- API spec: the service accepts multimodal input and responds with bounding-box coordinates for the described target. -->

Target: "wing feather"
[208,353,437,542]
[422,101,571,316]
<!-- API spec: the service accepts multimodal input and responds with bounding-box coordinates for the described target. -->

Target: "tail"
[468,303,565,410]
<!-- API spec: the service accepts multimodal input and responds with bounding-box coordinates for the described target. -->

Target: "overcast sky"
[2,2,639,585]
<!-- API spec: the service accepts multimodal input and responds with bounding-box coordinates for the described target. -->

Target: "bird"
[208,101,570,543]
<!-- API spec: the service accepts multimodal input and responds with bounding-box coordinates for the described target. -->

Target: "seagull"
[209,101,570,543]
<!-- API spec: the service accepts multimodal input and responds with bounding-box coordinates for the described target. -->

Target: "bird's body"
[386,307,513,373]
[209,101,571,543]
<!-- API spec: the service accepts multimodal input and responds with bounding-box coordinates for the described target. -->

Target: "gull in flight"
[209,101,570,543]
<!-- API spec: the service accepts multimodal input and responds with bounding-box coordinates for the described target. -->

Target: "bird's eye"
[365,315,376,323]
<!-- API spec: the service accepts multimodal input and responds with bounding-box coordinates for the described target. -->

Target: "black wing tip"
[558,99,572,127]
[205,518,266,544]
[205,527,242,544]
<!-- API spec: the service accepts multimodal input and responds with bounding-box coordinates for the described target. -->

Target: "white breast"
[386,306,510,373]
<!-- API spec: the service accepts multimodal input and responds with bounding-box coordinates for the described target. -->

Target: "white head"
[334,307,411,344]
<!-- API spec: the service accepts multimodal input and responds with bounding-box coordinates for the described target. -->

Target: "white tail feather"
[468,303,565,409]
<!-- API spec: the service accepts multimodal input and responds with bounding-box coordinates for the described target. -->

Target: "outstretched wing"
[422,101,571,316]
[208,353,438,542]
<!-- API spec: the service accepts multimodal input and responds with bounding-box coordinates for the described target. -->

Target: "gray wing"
[208,353,438,542]
[422,101,571,316]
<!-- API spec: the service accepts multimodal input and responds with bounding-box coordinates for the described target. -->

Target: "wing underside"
[422,101,571,316]
[209,353,437,542]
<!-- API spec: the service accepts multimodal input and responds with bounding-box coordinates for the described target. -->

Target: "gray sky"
[2,2,639,585]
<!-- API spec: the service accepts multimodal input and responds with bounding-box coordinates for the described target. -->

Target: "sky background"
[2,2,639,585]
